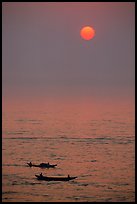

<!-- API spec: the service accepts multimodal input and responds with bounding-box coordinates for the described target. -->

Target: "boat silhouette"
[35,173,77,181]
[27,162,57,168]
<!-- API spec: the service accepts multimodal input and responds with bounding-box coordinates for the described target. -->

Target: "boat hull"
[27,163,57,168]
[35,175,77,181]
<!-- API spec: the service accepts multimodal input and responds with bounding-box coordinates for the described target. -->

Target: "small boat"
[27,162,57,168]
[35,174,77,181]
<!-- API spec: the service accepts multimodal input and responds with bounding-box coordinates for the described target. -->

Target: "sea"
[2,101,135,202]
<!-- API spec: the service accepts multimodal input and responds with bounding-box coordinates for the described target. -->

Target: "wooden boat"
[35,174,77,181]
[27,162,57,168]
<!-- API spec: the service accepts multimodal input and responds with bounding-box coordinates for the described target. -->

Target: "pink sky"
[2,2,135,111]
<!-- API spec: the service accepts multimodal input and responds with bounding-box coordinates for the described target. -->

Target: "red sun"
[80,26,95,40]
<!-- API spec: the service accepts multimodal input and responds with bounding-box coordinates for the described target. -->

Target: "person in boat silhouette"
[68,174,70,178]
[40,162,49,167]
[29,162,32,167]
[40,173,43,177]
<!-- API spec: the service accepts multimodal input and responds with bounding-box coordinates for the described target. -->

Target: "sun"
[80,26,95,40]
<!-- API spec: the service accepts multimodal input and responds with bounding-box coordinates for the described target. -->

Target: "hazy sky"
[2,2,135,105]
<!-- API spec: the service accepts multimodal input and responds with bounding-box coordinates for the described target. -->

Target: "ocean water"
[2,103,135,202]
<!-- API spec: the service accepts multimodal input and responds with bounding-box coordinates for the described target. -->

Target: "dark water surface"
[2,106,135,202]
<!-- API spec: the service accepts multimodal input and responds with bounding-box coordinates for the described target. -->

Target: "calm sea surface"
[2,104,135,202]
